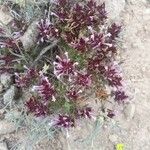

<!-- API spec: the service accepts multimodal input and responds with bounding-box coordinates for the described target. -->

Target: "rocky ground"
[0,0,150,150]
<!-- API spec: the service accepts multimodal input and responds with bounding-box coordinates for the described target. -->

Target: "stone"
[109,134,118,143]
[20,20,39,51]
[124,103,136,120]
[3,86,18,105]
[0,141,8,150]
[0,6,13,25]
[0,120,15,135]
[0,73,12,89]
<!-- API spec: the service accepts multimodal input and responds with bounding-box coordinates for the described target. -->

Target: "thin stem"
[31,40,59,67]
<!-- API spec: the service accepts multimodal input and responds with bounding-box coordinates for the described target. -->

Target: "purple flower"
[37,18,59,43]
[0,55,15,65]
[97,3,107,24]
[26,97,48,117]
[0,27,4,35]
[105,63,122,87]
[76,72,92,87]
[107,109,115,118]
[76,107,92,119]
[15,68,38,88]
[15,73,29,88]
[107,23,121,42]
[88,33,105,50]
[67,89,81,100]
[71,38,87,53]
[55,114,74,128]
[33,74,55,103]
[53,52,78,79]
[114,90,128,103]
[57,0,68,7]
[88,57,102,71]
[0,38,18,50]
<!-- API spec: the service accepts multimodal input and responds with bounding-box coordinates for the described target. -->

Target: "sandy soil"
[0,0,150,150]
[36,1,150,149]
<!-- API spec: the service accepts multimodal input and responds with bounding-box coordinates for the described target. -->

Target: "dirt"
[36,1,150,149]
[0,0,150,150]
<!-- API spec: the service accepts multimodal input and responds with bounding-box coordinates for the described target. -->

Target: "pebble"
[109,134,118,143]
[3,86,17,105]
[20,20,39,51]
[124,103,136,120]
[0,5,13,25]
[0,141,8,150]
[0,73,12,89]
[0,120,15,135]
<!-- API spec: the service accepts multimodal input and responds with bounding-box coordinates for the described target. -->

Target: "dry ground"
[0,0,150,150]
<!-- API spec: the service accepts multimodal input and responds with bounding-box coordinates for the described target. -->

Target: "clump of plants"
[0,0,128,147]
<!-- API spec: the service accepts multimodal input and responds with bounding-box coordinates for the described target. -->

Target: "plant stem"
[31,40,59,67]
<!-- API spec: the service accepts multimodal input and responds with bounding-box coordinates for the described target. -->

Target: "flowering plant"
[1,0,128,135]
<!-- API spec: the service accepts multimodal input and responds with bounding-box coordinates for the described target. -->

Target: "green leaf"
[63,101,73,113]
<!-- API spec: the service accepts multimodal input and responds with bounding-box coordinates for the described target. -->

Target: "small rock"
[20,20,39,51]
[0,141,8,150]
[0,73,12,89]
[0,5,13,25]
[0,120,15,135]
[109,134,118,143]
[124,103,136,120]
[3,86,18,105]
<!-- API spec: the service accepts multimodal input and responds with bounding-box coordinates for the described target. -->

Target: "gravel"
[0,120,15,135]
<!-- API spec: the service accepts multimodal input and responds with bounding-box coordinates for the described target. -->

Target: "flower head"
[37,18,59,43]
[71,38,88,53]
[76,107,92,119]
[88,57,103,71]
[107,109,115,118]
[67,88,82,100]
[15,68,38,88]
[55,114,74,128]
[107,23,121,42]
[53,52,78,79]
[26,97,48,117]
[114,90,128,103]
[96,3,107,24]
[105,63,122,87]
[0,38,18,50]
[88,33,105,50]
[76,72,92,87]
[33,74,55,103]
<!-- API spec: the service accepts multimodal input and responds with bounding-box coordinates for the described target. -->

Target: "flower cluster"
[53,52,78,79]
[26,97,49,117]
[25,0,127,127]
[114,90,128,103]
[32,74,56,103]
[0,38,18,50]
[54,114,74,128]
[0,19,27,51]
[76,72,92,87]
[15,67,38,88]
[37,18,59,43]
[76,107,93,119]
[67,88,82,100]
[0,0,128,130]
